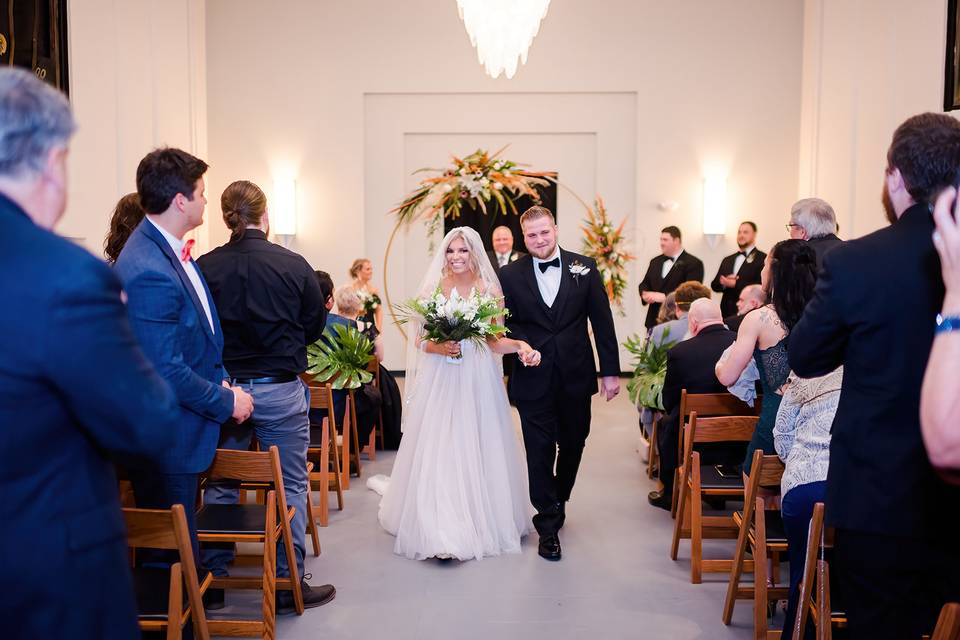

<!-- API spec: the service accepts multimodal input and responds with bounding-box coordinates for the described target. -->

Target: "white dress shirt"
[532,247,562,307]
[146,217,215,334]
[732,245,755,275]
[661,250,684,279]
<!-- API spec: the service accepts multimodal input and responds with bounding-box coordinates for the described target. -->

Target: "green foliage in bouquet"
[624,328,677,411]
[306,324,375,390]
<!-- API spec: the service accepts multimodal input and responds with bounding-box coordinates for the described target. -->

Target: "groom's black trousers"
[516,372,592,537]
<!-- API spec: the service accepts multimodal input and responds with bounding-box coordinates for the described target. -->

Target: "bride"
[372,227,537,561]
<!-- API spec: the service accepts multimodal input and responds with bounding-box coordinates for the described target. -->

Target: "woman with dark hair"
[715,239,819,472]
[103,192,144,263]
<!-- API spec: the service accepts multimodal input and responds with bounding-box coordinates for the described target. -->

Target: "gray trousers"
[201,379,310,579]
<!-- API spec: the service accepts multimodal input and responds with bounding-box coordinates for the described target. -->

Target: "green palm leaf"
[306,324,375,390]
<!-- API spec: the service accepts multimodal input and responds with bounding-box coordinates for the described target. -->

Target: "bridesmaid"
[348,258,382,337]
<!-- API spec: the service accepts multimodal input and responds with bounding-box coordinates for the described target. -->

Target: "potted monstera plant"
[306,324,375,390]
[624,328,676,411]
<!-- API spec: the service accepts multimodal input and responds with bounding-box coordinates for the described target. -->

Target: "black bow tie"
[738,251,748,257]
[538,257,561,273]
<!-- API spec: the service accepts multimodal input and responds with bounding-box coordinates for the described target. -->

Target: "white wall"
[798,0,949,238]
[62,0,208,254]
[205,0,805,369]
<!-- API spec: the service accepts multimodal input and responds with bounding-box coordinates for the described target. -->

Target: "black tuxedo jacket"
[500,249,620,401]
[661,324,737,432]
[789,203,960,539]
[710,247,766,318]
[807,233,843,270]
[638,250,705,328]
[486,249,526,272]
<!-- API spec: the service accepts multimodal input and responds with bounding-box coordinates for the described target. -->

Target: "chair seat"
[699,465,745,490]
[132,566,186,619]
[196,504,266,535]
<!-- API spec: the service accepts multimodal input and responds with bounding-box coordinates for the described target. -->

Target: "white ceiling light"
[456,0,551,80]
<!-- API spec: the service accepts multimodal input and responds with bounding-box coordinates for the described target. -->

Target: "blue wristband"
[935,314,960,334]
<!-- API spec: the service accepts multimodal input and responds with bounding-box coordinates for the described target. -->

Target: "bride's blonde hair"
[440,229,483,277]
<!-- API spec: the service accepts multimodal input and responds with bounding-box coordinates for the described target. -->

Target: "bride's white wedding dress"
[374,339,533,560]
[369,227,533,561]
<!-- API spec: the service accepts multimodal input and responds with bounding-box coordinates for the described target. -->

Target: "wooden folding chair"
[358,356,382,460]
[196,446,305,639]
[646,409,663,480]
[670,391,758,517]
[305,377,355,488]
[932,603,960,640]
[722,449,789,638]
[792,502,846,640]
[670,412,758,583]
[124,504,211,640]
[305,381,346,526]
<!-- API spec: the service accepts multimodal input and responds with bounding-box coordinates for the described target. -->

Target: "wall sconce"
[702,176,727,236]
[271,177,297,237]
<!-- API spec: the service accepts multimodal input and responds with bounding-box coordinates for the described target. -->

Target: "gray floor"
[223,392,762,639]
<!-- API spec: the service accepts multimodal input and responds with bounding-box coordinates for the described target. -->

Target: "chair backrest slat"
[124,508,179,550]
[691,414,758,444]
[684,392,755,417]
[206,447,275,483]
[932,603,960,640]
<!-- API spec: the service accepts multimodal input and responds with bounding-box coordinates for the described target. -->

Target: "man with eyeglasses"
[787,197,843,268]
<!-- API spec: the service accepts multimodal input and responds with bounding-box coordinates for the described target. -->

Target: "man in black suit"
[638,226,704,329]
[648,299,739,509]
[789,113,960,639]
[710,221,765,318]
[500,206,620,561]
[486,224,526,271]
[0,68,179,639]
[723,284,766,334]
[788,197,843,268]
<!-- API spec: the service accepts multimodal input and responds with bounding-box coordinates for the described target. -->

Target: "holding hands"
[516,341,541,367]
[641,290,666,304]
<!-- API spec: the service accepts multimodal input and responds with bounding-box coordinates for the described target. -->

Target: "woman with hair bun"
[348,258,382,337]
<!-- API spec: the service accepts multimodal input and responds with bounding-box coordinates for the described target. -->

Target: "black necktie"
[538,257,560,273]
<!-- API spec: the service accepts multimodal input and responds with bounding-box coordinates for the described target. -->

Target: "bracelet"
[935,314,960,334]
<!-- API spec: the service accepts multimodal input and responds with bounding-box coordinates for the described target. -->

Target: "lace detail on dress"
[755,337,790,392]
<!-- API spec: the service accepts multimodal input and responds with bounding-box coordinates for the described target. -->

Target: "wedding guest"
[115,148,254,576]
[197,180,333,612]
[787,198,843,268]
[0,67,178,640]
[648,299,738,510]
[789,113,960,638]
[716,240,818,474]
[656,291,679,324]
[774,366,843,638]
[333,286,384,361]
[638,226,705,329]
[348,258,382,335]
[650,281,712,346]
[922,186,960,474]
[315,270,334,310]
[103,192,144,263]
[710,221,766,317]
[486,224,526,270]
[724,284,766,334]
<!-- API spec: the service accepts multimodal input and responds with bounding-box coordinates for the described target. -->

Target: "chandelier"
[456,0,551,80]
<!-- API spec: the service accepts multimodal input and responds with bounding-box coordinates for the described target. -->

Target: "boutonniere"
[746,252,756,264]
[510,253,519,262]
[569,260,591,284]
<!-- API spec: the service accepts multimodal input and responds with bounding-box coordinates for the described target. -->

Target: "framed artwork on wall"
[945,0,960,110]
[0,0,69,95]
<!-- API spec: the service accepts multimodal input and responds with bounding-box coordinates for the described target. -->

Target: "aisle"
[274,391,758,640]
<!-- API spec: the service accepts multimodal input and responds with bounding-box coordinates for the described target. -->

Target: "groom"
[499,206,621,561]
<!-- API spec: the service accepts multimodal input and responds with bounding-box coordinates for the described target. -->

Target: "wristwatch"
[935,314,960,334]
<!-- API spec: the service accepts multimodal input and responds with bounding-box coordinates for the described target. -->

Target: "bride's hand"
[517,343,541,367]
[426,340,461,357]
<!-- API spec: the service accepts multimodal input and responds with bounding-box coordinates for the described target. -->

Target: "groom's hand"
[600,376,620,401]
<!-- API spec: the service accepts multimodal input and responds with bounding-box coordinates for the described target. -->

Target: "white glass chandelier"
[456,0,551,80]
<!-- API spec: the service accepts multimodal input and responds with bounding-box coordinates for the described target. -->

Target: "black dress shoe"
[277,577,336,615]
[647,490,671,511]
[538,534,562,561]
[202,587,225,611]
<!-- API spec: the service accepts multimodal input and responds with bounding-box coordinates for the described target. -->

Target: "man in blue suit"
[0,69,180,639]
[115,148,254,565]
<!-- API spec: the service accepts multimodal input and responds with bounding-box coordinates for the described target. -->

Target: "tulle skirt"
[375,341,533,560]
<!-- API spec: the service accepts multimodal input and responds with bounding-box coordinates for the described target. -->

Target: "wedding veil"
[401,226,504,417]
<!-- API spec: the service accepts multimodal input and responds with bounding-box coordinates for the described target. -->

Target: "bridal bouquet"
[396,287,508,361]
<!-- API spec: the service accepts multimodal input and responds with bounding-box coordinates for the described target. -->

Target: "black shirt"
[197,229,326,378]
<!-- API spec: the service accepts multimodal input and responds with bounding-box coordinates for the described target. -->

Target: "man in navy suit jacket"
[0,69,179,639]
[114,148,254,565]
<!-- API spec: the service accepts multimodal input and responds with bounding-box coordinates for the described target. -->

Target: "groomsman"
[487,225,526,271]
[638,226,704,329]
[710,221,765,318]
